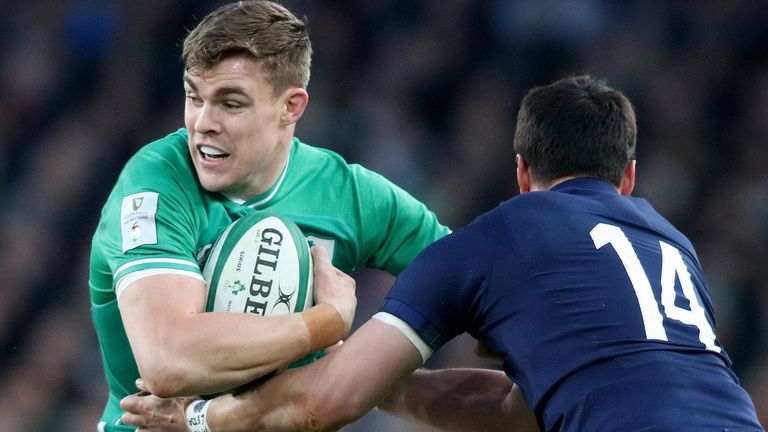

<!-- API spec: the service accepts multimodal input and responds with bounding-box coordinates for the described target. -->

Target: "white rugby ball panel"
[203,211,313,316]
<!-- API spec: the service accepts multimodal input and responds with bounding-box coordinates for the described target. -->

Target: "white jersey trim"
[248,151,289,207]
[116,269,204,299]
[114,257,199,277]
[373,312,433,364]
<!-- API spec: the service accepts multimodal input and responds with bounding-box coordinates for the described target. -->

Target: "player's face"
[184,56,291,199]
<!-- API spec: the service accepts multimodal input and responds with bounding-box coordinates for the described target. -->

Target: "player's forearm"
[378,368,538,432]
[197,361,366,431]
[205,382,317,432]
[138,305,344,398]
[205,320,424,432]
[197,363,347,432]
[134,312,306,397]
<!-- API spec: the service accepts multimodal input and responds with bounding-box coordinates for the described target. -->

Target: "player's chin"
[196,173,231,194]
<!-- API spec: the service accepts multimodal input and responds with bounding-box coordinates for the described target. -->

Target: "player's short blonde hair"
[182,1,312,96]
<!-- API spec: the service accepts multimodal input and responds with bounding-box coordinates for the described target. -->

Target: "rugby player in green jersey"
[88,1,448,430]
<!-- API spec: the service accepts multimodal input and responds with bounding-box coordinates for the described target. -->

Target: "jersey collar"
[550,177,619,195]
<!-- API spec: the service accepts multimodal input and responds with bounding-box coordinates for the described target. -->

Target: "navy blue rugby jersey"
[380,178,763,431]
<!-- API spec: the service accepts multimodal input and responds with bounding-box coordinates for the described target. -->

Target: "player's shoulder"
[115,129,194,185]
[628,196,697,254]
[292,137,350,169]
[291,137,394,187]
[491,191,564,224]
[129,128,190,166]
[105,128,199,207]
[476,190,596,249]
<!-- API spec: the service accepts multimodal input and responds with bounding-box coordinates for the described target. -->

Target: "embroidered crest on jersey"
[121,192,159,252]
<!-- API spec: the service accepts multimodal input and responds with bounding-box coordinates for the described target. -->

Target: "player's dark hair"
[513,75,637,187]
[183,0,312,96]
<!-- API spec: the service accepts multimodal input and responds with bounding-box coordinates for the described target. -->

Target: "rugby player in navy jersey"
[122,75,763,432]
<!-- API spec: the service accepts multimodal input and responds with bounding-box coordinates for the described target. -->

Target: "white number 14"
[590,223,719,353]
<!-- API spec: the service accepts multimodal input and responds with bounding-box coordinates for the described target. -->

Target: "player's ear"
[619,160,636,196]
[280,87,309,126]
[516,154,532,194]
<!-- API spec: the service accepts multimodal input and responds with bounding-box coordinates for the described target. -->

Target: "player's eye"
[222,100,243,110]
[185,91,202,103]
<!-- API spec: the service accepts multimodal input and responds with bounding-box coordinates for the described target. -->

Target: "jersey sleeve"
[378,216,491,352]
[92,144,204,299]
[351,164,450,275]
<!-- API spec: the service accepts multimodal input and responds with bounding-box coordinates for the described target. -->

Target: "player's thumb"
[310,245,330,269]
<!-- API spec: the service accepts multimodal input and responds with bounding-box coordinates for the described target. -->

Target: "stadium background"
[0,0,766,430]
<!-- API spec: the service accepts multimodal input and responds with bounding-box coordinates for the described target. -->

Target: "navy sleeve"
[379,216,492,351]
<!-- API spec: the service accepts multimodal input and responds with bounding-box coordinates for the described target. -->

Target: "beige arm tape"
[300,303,346,352]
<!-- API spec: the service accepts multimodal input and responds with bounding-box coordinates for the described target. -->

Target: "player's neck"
[230,141,292,201]
[531,176,621,193]
[532,175,578,192]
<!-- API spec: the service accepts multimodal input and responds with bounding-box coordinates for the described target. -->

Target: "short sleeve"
[351,165,450,275]
[378,216,491,350]
[92,145,204,297]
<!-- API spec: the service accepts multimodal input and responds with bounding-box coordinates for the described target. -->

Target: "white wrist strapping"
[186,399,212,432]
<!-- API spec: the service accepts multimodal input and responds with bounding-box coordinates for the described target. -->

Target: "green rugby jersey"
[89,128,449,431]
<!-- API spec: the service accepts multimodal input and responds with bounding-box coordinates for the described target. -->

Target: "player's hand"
[311,245,357,333]
[120,379,194,432]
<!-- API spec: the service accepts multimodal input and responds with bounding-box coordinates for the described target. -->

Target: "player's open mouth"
[199,145,230,161]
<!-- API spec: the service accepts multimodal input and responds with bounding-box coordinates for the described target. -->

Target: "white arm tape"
[186,399,212,432]
[373,312,434,364]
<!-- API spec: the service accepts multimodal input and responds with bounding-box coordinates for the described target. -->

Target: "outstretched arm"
[207,318,424,431]
[122,320,539,431]
[120,319,420,431]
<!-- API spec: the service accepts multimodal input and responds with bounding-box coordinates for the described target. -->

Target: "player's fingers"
[121,410,146,427]
[311,245,354,286]
[312,245,348,283]
[136,378,149,392]
[120,392,144,412]
[310,245,330,268]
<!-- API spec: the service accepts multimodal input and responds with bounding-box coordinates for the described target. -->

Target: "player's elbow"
[134,332,215,397]
[135,351,200,398]
[137,363,189,398]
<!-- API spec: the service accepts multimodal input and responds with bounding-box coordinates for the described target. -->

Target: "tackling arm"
[121,319,539,432]
[205,318,423,431]
[204,319,539,432]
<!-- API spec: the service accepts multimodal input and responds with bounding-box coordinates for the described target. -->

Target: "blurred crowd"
[0,1,765,430]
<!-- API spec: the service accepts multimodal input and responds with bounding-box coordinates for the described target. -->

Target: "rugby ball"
[202,211,313,316]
